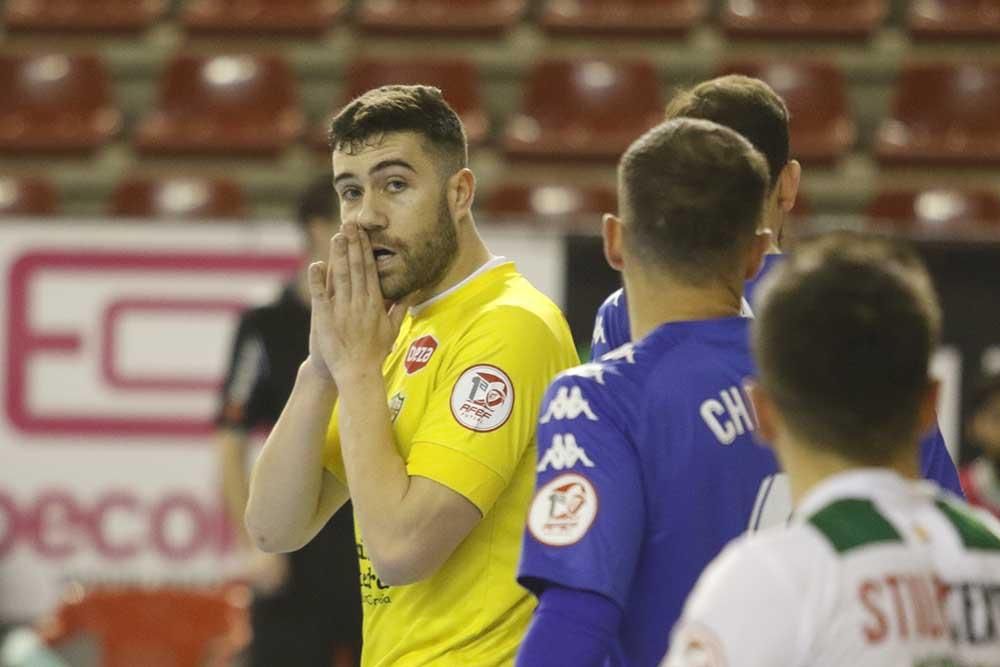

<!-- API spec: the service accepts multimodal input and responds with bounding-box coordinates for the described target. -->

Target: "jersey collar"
[794,468,935,521]
[409,256,513,319]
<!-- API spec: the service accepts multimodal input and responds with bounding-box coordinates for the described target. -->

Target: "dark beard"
[377,192,458,302]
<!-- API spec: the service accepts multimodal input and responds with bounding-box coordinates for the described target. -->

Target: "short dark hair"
[619,117,770,284]
[296,176,337,228]
[328,84,468,175]
[665,75,790,190]
[753,232,942,464]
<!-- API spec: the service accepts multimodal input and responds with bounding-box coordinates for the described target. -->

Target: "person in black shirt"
[216,178,361,667]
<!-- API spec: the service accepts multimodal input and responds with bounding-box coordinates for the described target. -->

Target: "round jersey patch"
[449,365,515,432]
[527,473,599,546]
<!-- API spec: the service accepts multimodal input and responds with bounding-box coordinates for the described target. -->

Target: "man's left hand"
[321,222,408,384]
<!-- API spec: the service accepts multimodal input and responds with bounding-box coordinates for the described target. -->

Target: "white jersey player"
[664,233,1000,667]
[666,471,1000,667]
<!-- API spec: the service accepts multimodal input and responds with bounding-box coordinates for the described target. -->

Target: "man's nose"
[354,191,388,231]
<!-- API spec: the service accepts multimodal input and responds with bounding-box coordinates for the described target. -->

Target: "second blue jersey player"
[590,75,961,497]
[518,117,779,666]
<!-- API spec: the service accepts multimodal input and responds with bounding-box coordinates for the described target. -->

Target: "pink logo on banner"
[5,250,300,437]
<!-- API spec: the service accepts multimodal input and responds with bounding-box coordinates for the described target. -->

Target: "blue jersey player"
[517,118,780,666]
[589,75,961,497]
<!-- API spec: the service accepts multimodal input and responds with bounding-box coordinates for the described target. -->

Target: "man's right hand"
[306,254,337,385]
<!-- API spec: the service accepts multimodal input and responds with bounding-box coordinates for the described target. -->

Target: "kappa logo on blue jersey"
[538,433,596,472]
[563,363,611,385]
[592,314,607,347]
[600,343,636,364]
[540,386,598,424]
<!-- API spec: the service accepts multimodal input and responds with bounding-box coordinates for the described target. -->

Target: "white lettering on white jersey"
[538,433,595,472]
[700,386,756,445]
[540,386,599,424]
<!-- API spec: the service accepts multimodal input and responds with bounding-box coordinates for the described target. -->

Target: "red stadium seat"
[135,54,303,157]
[720,0,888,39]
[340,59,489,145]
[875,63,1000,166]
[484,182,617,218]
[867,188,1000,230]
[0,175,58,216]
[182,0,346,36]
[357,0,527,36]
[908,0,1000,40]
[4,0,166,33]
[504,58,664,161]
[720,61,855,164]
[0,53,120,154]
[110,177,247,220]
[40,586,249,667]
[539,0,707,36]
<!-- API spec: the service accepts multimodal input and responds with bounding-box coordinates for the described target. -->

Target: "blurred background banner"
[0,221,563,623]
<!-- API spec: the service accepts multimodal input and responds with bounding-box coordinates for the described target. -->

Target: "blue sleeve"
[590,289,630,361]
[518,372,644,609]
[516,586,622,667]
[919,423,964,498]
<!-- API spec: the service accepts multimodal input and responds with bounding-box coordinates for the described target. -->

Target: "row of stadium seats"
[3,174,998,232]
[4,0,1000,40]
[2,53,1000,165]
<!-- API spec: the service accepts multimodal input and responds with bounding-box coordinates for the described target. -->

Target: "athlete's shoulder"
[591,288,629,358]
[542,344,642,420]
[935,490,1000,544]
[702,524,833,600]
[473,270,567,329]
[597,287,626,314]
[577,342,646,384]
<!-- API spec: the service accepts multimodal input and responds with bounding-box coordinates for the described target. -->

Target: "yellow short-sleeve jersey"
[323,259,579,667]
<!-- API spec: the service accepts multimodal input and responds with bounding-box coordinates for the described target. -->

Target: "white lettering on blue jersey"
[564,363,611,385]
[538,433,596,472]
[540,386,599,424]
[592,314,607,347]
[700,386,756,445]
[601,343,636,364]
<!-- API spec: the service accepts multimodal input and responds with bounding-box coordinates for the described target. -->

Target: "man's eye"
[341,187,361,201]
[387,180,407,193]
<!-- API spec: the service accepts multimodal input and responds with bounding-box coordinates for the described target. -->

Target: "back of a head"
[618,117,770,285]
[753,232,942,464]
[297,176,338,228]
[665,75,790,190]
[327,84,468,176]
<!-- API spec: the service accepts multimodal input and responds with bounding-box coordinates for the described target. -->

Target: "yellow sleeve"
[407,306,575,515]
[322,401,346,483]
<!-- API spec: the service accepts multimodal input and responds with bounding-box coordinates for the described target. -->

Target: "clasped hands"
[306,222,409,386]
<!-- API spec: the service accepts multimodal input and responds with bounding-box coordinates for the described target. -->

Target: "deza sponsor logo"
[404,335,438,375]
[0,488,235,561]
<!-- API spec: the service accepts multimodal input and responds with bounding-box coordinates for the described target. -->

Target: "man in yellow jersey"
[245,85,579,666]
